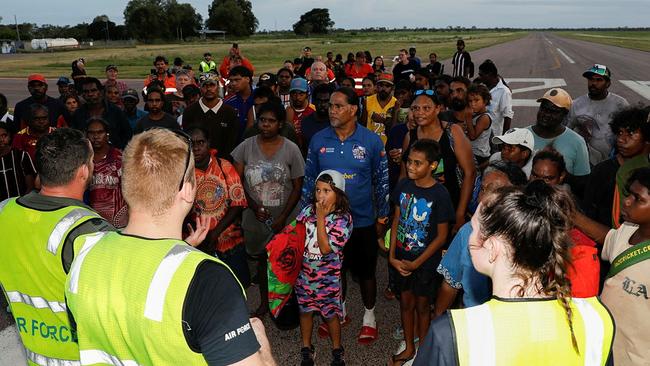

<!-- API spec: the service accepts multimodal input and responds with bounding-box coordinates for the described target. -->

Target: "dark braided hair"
[478,180,579,352]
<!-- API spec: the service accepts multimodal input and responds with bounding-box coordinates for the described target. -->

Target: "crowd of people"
[0,38,649,366]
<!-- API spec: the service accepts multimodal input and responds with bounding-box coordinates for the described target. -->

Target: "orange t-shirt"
[345,63,374,95]
[192,149,248,253]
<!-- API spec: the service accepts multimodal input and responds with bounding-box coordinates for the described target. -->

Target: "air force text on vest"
[224,322,251,341]
[16,317,75,342]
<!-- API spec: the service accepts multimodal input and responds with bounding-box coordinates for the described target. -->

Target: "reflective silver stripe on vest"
[80,350,140,366]
[6,291,67,313]
[47,208,97,254]
[25,347,80,366]
[0,198,10,213]
[67,232,107,294]
[144,244,193,322]
[573,298,605,366]
[464,304,496,366]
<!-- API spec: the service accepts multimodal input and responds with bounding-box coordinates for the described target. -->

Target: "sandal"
[357,325,378,345]
[384,287,396,300]
[391,351,415,366]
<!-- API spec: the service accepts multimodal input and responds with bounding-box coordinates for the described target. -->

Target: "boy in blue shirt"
[389,138,454,364]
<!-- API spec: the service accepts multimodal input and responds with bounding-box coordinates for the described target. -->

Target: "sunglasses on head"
[414,89,436,96]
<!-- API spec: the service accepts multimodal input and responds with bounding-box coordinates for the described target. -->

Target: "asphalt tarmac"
[1,32,649,365]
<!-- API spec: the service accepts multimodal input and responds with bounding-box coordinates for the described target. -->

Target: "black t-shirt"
[13,96,66,132]
[581,158,618,227]
[426,62,443,77]
[390,179,455,269]
[184,261,260,364]
[134,113,180,134]
[392,60,419,83]
[300,114,330,157]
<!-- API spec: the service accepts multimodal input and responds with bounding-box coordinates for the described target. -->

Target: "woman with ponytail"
[414,180,614,366]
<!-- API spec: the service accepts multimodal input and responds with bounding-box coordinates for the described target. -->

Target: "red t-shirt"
[568,228,600,298]
[192,149,248,253]
[89,147,128,228]
[12,127,55,161]
[288,105,315,149]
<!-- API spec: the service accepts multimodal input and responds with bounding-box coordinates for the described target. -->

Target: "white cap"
[317,170,346,192]
[492,128,535,152]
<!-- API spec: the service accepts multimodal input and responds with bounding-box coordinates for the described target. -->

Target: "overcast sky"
[3,0,649,30]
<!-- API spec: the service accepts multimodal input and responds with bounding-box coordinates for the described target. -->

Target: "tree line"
[0,2,336,43]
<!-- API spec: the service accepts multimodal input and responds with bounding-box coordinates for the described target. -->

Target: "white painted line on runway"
[620,80,650,100]
[505,78,568,107]
[556,48,575,64]
[505,78,567,94]
[512,99,543,107]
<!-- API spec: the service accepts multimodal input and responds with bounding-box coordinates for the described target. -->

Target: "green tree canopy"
[206,0,258,37]
[165,0,203,39]
[124,0,201,41]
[293,8,334,35]
[124,0,167,41]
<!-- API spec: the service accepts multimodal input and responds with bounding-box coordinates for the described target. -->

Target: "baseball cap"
[537,88,572,110]
[105,64,118,72]
[582,64,611,80]
[28,74,47,85]
[290,78,308,93]
[257,72,277,87]
[376,73,394,86]
[56,76,71,86]
[317,169,346,192]
[492,128,535,152]
[199,72,219,87]
[121,88,140,102]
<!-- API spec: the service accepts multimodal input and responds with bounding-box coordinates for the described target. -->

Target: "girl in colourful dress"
[295,170,353,366]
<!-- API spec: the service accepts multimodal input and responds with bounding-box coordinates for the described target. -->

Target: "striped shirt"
[451,51,471,77]
[0,149,36,201]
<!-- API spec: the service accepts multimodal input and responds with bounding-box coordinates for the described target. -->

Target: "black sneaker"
[331,347,345,366]
[300,345,315,366]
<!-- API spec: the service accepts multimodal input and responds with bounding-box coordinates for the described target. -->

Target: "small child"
[389,139,454,365]
[295,169,353,366]
[465,84,492,167]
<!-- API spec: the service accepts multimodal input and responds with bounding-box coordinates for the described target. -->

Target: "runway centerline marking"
[620,80,650,100]
[556,48,576,64]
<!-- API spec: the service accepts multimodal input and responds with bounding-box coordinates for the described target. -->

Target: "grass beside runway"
[555,30,650,52]
[0,31,527,79]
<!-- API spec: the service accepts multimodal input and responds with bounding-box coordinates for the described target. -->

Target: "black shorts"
[395,266,442,299]
[342,225,378,281]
